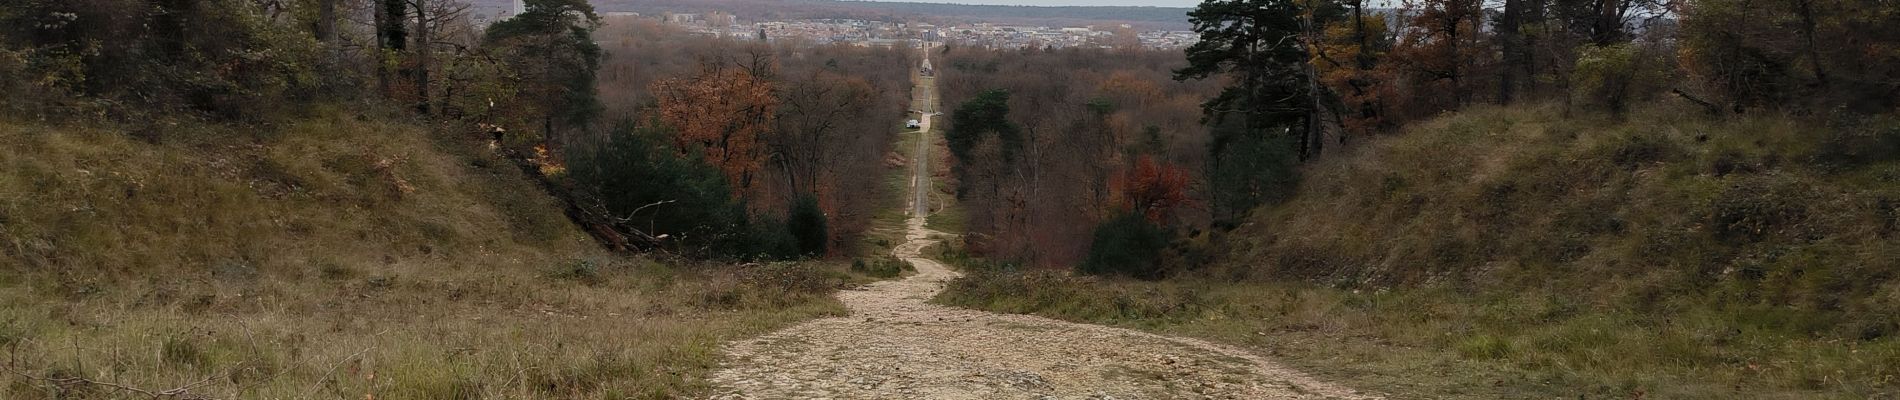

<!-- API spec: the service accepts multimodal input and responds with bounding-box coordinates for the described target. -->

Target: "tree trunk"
[1794,0,1829,86]
[314,0,336,43]
[373,3,390,97]
[1353,0,1370,70]
[1301,7,1323,160]
[1498,0,1524,104]
[414,0,432,114]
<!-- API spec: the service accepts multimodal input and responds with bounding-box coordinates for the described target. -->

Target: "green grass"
[857,124,923,258]
[936,102,1900,399]
[922,127,967,234]
[0,110,872,399]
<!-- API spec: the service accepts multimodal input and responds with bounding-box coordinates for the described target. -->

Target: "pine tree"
[1174,0,1314,221]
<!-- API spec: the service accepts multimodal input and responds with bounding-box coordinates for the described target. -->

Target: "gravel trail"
[706,52,1377,400]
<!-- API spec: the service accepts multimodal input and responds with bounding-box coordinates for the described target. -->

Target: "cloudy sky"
[865,0,1203,7]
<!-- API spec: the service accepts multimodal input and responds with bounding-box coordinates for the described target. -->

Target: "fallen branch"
[1672,88,1724,115]
[296,346,374,400]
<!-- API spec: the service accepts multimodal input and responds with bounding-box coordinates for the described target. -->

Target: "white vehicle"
[906,119,921,129]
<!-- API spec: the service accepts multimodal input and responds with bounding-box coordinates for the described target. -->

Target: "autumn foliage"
[1111,156,1195,224]
[588,18,912,256]
[937,46,1218,266]
[652,63,781,204]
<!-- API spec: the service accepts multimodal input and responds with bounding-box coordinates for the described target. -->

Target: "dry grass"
[0,111,865,399]
[939,270,1900,399]
[937,103,1900,399]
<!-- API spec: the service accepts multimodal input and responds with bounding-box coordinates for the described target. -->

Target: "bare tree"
[408,0,472,114]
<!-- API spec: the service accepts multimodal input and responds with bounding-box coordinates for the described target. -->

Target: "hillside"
[938,103,1900,398]
[1224,103,1899,329]
[0,111,861,398]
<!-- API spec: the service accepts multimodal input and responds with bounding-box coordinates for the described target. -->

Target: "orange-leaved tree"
[1111,156,1195,225]
[651,62,781,204]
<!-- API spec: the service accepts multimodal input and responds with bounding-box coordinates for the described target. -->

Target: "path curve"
[706,53,1377,400]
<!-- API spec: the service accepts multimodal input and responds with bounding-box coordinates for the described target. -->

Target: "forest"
[0,0,919,397]
[935,0,1900,277]
[930,0,1900,397]
[933,45,1218,267]
[586,16,914,258]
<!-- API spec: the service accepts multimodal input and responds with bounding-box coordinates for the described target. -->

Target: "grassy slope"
[938,103,1900,399]
[0,110,860,398]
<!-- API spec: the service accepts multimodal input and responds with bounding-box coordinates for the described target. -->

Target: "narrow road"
[707,50,1376,400]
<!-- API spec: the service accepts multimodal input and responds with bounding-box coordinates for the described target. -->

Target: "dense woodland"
[935,46,1218,267]
[587,17,913,257]
[935,0,1900,278]
[930,0,1899,396]
[0,0,913,261]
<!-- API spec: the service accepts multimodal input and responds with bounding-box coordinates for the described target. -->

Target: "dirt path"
[706,51,1377,400]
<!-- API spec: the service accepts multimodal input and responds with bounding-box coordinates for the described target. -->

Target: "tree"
[1494,0,1527,104]
[1114,156,1195,225]
[1175,0,1314,220]
[1389,0,1485,110]
[946,89,1021,167]
[407,0,471,114]
[1079,212,1171,279]
[0,0,321,119]
[1313,8,1394,135]
[771,70,875,197]
[313,0,338,43]
[1679,0,1900,112]
[484,0,602,147]
[1571,42,1670,115]
[568,124,747,257]
[651,62,780,203]
[376,0,408,97]
[787,195,828,257]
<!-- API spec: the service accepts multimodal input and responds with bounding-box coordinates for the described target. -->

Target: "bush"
[1811,116,1900,170]
[736,215,800,261]
[1703,175,1812,243]
[1,0,323,120]
[568,124,747,258]
[1205,118,1301,223]
[787,195,828,257]
[1078,212,1171,280]
[1571,43,1672,115]
[850,257,911,278]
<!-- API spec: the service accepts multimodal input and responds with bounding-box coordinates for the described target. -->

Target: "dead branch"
[296,346,374,400]
[1672,88,1723,115]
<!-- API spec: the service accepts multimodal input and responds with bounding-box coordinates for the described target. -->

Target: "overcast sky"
[862,0,1203,7]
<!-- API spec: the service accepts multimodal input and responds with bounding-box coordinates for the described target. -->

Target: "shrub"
[787,195,828,257]
[1703,175,1812,243]
[1205,118,1301,223]
[850,257,911,278]
[568,124,746,258]
[548,259,603,285]
[1572,43,1672,115]
[1811,116,1900,170]
[0,0,323,120]
[1079,212,1171,280]
[736,215,800,261]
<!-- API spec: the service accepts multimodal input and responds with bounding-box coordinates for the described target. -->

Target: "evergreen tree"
[787,195,829,257]
[1174,0,1314,221]
[484,0,603,147]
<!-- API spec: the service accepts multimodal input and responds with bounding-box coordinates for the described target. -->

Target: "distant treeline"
[585,0,1193,29]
